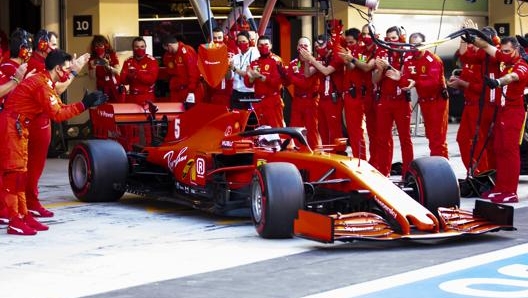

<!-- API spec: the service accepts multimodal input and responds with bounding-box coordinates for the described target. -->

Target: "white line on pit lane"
[302,243,528,298]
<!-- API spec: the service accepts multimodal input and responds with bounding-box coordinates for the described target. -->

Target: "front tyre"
[69,140,128,202]
[251,162,304,238]
[405,156,460,217]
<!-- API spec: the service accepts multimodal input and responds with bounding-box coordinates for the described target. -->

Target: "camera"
[95,59,107,66]
[348,85,357,98]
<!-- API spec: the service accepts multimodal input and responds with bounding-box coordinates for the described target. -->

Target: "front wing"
[294,200,515,243]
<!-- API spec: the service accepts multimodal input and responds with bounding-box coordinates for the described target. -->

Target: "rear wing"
[90,102,184,147]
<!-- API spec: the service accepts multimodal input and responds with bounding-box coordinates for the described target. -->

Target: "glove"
[484,76,501,89]
[81,90,108,109]
[461,32,475,44]
[472,37,490,49]
[185,92,195,103]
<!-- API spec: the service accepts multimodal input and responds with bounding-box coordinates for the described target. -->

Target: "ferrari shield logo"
[264,64,270,71]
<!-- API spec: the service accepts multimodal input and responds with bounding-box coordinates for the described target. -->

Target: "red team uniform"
[401,50,449,158]
[487,51,528,200]
[121,54,159,105]
[27,51,46,74]
[0,71,87,234]
[4,53,54,217]
[89,50,123,103]
[375,48,414,177]
[316,53,345,145]
[163,42,204,104]
[343,42,367,159]
[458,47,501,172]
[245,53,286,128]
[287,57,321,148]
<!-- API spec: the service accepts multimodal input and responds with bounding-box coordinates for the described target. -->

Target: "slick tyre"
[405,156,460,217]
[69,140,128,202]
[251,162,304,239]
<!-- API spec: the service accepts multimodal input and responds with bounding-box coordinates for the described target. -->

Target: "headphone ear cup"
[492,36,500,46]
[36,29,49,51]
[18,45,29,60]
[38,39,48,51]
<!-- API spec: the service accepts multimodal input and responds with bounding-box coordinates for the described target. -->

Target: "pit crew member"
[244,35,286,128]
[0,49,107,235]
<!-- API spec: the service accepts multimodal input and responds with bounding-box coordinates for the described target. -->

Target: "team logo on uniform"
[421,66,426,73]
[49,95,58,105]
[178,57,183,63]
[141,64,147,69]
[265,64,270,71]
[168,62,174,68]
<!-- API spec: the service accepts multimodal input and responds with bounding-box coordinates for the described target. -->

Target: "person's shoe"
[489,192,519,204]
[28,205,54,218]
[24,214,49,231]
[0,207,9,225]
[7,216,37,235]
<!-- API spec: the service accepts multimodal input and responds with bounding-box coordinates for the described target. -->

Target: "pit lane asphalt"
[0,123,527,298]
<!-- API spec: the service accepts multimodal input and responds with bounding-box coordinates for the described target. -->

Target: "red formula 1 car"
[68,103,515,242]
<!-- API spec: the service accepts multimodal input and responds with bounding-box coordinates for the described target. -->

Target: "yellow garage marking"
[215,219,251,225]
[44,201,85,208]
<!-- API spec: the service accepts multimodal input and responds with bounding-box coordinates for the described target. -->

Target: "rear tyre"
[251,162,304,238]
[69,140,128,202]
[405,156,460,217]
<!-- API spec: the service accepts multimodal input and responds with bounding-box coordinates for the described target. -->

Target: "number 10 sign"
[73,15,92,37]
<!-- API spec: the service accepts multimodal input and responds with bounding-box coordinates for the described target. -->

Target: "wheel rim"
[405,174,422,204]
[251,179,263,223]
[71,154,89,189]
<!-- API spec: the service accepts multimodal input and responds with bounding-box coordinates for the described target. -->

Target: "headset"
[409,32,426,43]
[384,26,406,43]
[9,28,31,60]
[481,26,500,46]
[35,29,50,52]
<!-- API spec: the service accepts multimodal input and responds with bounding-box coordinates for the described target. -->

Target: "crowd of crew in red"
[0,17,525,235]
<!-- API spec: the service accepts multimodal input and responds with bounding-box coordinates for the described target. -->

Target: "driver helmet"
[255,125,281,151]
